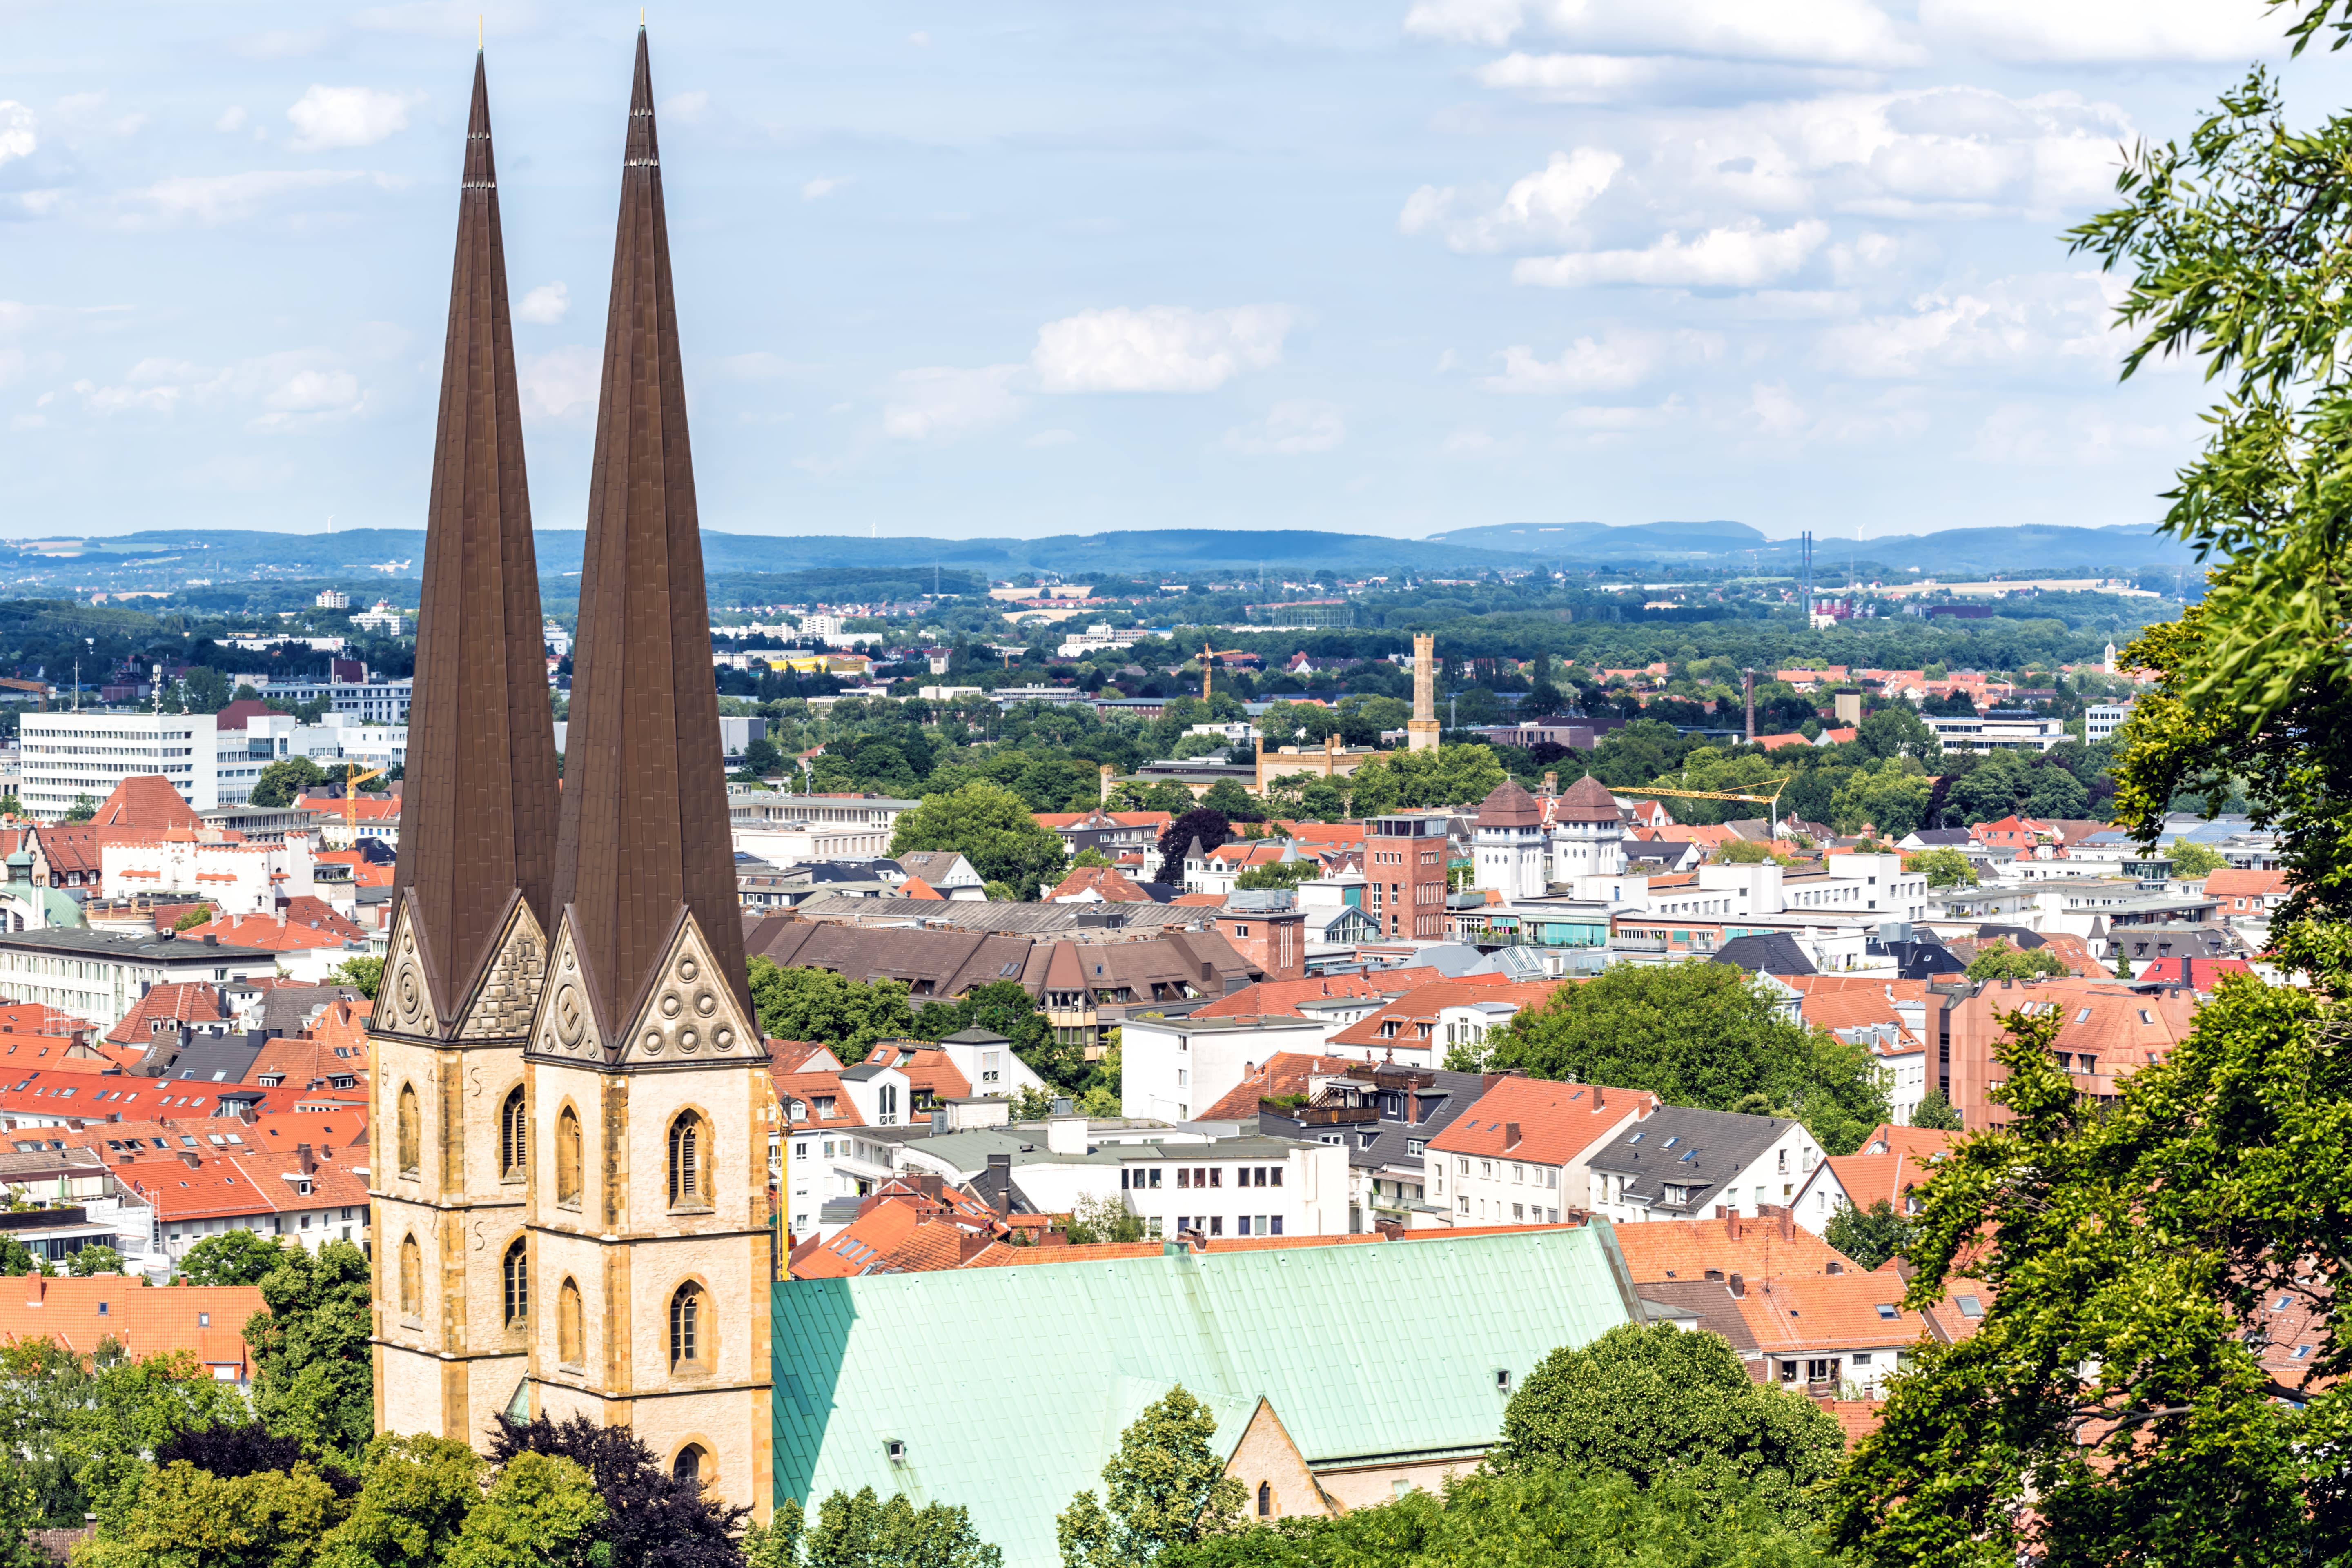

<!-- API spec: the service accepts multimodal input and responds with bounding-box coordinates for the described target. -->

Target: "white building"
[2083,702,2133,744]
[1549,775,1627,883]
[1471,781,1550,900]
[0,929,278,1031]
[1424,1079,1655,1228]
[20,712,218,818]
[1584,1106,1819,1224]
[729,789,919,864]
[1111,1134,1350,1239]
[101,831,317,912]
[350,602,406,635]
[250,677,413,725]
[1121,1013,1330,1123]
[314,589,350,610]
[216,715,350,806]
[1924,712,2068,754]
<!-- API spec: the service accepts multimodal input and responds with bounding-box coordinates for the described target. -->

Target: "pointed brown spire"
[393,51,560,1016]
[553,28,749,1027]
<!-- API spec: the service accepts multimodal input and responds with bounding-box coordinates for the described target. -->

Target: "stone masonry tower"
[371,51,564,1448]
[1407,633,1441,752]
[521,28,773,1514]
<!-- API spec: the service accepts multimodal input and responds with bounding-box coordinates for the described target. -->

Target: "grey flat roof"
[1125,1014,1325,1035]
[0,929,275,962]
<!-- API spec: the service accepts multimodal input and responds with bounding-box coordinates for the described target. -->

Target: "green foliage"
[0,1237,38,1276]
[1829,923,2352,1566]
[177,1232,290,1287]
[1492,1323,1846,1527]
[1904,846,1978,888]
[1909,1087,1962,1131]
[1157,1467,1833,1568]
[1964,942,2067,982]
[316,1435,483,1568]
[249,757,327,809]
[1062,1194,1145,1246]
[1231,860,1317,892]
[1197,781,1262,824]
[1473,965,1889,1155]
[170,904,214,933]
[2163,836,2230,878]
[791,1487,1003,1568]
[890,782,1068,901]
[750,960,918,1051]
[0,1463,46,1568]
[68,1246,123,1278]
[246,1241,374,1464]
[63,794,96,825]
[1829,758,1934,839]
[1070,847,1113,869]
[441,1453,608,1568]
[1342,745,1504,817]
[83,1461,343,1568]
[1058,1386,1246,1568]
[0,1342,252,1530]
[325,957,384,1000]
[1824,1198,1915,1272]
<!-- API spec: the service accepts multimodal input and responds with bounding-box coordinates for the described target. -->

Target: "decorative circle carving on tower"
[677,956,700,983]
[396,966,422,1026]
[714,1026,736,1052]
[641,1029,665,1056]
[693,990,716,1017]
[678,1027,699,1054]
[553,986,586,1049]
[660,993,682,1019]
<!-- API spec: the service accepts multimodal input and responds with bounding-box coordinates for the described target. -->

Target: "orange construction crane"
[341,766,385,841]
[1196,649,1252,703]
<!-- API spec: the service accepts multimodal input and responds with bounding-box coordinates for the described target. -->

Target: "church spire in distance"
[392,49,560,1016]
[552,27,750,1029]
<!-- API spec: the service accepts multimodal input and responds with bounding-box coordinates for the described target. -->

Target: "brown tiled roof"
[1475,779,1543,829]
[1556,774,1619,823]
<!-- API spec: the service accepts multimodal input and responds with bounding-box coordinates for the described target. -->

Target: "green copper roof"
[771,1225,1638,1568]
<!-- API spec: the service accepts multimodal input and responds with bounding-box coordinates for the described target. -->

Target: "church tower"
[371,50,564,1447]
[521,28,773,1513]
[1406,633,1440,752]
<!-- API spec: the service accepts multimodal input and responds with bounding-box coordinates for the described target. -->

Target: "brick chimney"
[1503,1122,1521,1151]
[1727,1272,1746,1298]
[24,1274,43,1306]
[1591,1086,1604,1111]
[1725,1211,1744,1242]
[179,1150,200,1169]
[296,1143,316,1176]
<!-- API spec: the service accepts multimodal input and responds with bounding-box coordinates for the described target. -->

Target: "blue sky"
[4,0,2348,545]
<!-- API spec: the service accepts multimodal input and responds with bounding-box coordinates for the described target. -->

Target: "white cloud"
[801,176,848,201]
[1399,147,1621,253]
[1026,428,1079,448]
[135,169,368,224]
[1561,397,1686,430]
[286,85,413,151]
[1481,330,1719,392]
[0,102,34,166]
[1410,0,1922,69]
[1969,402,2189,464]
[215,106,247,133]
[516,282,569,325]
[1516,219,1828,287]
[1920,0,2280,65]
[884,365,1027,441]
[1222,400,1347,456]
[1031,305,1291,394]
[251,367,365,428]
[1819,273,2120,378]
[519,347,599,422]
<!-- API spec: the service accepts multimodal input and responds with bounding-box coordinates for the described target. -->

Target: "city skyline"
[5,0,2345,543]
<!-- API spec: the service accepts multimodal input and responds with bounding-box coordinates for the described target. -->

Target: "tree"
[1070,847,1112,869]
[1062,1194,1144,1246]
[1905,847,1977,888]
[178,668,233,714]
[62,794,96,825]
[247,1240,374,1463]
[1057,1386,1245,1568]
[490,1415,745,1568]
[1196,780,1262,824]
[1491,1322,1844,1526]
[1909,1088,1962,1131]
[2165,836,2230,878]
[83,1461,343,1568]
[172,904,215,933]
[1230,861,1316,893]
[67,1246,123,1277]
[1964,941,2067,982]
[1824,1198,1915,1272]
[1154,808,1229,885]
[251,757,327,809]
[748,960,917,1052]
[1712,838,1786,866]
[798,1488,1002,1568]
[890,782,1068,901]
[1831,760,1933,840]
[1853,705,1940,763]
[1828,927,2352,1565]
[315,1435,482,1568]
[442,1453,608,1568]
[179,1231,290,1287]
[2071,54,2352,924]
[325,957,384,1000]
[1473,965,1890,1155]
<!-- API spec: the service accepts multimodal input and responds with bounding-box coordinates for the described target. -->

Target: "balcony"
[1263,1098,1377,1126]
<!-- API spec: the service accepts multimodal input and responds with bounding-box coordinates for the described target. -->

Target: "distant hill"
[9,519,2199,588]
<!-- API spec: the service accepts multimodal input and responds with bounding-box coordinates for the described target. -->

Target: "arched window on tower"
[673,1445,707,1486]
[669,1282,704,1370]
[397,1085,421,1176]
[558,1277,583,1368]
[499,1086,528,1181]
[501,1238,528,1329]
[399,1234,422,1323]
[668,1112,706,1209]
[1258,1481,1272,1518]
[556,1105,582,1207]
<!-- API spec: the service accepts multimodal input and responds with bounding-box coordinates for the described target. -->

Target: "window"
[1177,1168,1190,1189]
[559,1278,584,1366]
[499,1086,528,1180]
[502,1238,528,1329]
[397,1084,420,1176]
[670,1283,705,1369]
[668,1113,706,1208]
[674,1445,707,1486]
[557,1106,583,1207]
[1257,1482,1271,1518]
[399,1234,422,1322]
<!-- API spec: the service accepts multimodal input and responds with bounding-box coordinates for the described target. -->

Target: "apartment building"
[19,713,218,818]
[1425,1077,1654,1227]
[1924,710,2068,754]
[1584,1105,1817,1223]
[1363,811,1450,940]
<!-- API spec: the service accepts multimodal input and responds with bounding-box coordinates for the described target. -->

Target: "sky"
[4,0,2349,546]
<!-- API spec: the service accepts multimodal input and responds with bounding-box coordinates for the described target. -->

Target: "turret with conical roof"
[392,51,560,1022]
[551,27,748,1031]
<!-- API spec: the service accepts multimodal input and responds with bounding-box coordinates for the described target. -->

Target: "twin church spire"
[393,32,742,1040]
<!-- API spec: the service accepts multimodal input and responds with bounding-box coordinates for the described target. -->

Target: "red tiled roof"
[858,1042,971,1102]
[1733,1267,1929,1354]
[2137,956,2255,989]
[1194,1053,1377,1120]
[0,1277,263,1372]
[181,902,364,952]
[1608,1214,1862,1284]
[104,983,226,1047]
[772,1069,866,1129]
[90,776,203,832]
[2203,868,2286,899]
[1325,979,1564,1050]
[1190,967,1459,1020]
[1426,1076,1651,1165]
[1047,865,1153,902]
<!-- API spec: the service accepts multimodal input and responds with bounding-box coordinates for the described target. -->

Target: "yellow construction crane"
[1611,775,1791,841]
[1195,649,1251,703]
[341,766,385,842]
